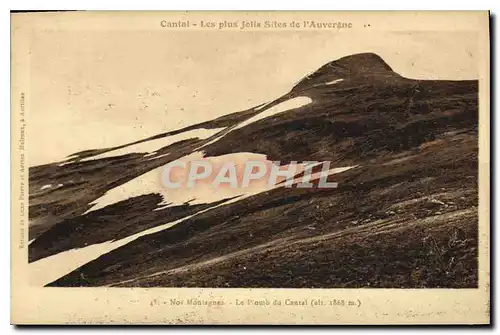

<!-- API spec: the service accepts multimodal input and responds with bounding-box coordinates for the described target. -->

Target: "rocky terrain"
[28,53,478,288]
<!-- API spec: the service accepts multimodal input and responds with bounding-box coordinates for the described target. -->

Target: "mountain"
[28,53,478,288]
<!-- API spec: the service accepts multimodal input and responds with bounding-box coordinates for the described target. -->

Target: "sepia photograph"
[10,10,490,324]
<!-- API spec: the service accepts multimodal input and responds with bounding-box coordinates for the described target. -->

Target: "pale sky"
[28,30,478,166]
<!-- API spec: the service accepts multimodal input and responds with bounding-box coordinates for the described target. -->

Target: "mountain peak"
[328,53,393,74]
[292,53,396,92]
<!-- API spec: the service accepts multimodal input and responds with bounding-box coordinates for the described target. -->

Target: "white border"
[3,1,497,333]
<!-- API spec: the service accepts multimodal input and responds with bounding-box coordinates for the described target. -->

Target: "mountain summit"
[293,52,397,91]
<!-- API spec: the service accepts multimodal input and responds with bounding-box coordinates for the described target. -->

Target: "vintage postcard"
[11,11,490,325]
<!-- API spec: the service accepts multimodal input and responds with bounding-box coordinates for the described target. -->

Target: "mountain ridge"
[28,53,479,288]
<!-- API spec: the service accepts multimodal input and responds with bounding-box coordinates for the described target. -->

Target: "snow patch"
[254,101,271,111]
[233,96,312,131]
[78,128,224,162]
[325,78,344,85]
[146,152,171,161]
[195,97,312,151]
